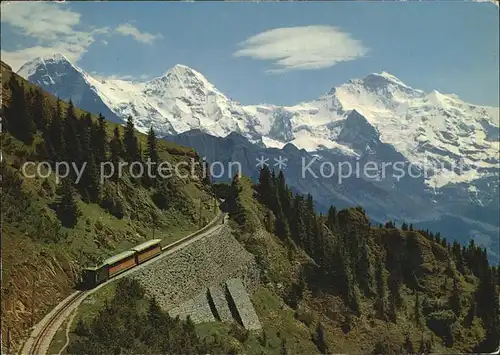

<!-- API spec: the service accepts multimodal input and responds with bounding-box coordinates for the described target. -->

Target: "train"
[82,238,162,289]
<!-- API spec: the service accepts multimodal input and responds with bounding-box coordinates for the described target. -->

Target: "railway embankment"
[131,224,260,324]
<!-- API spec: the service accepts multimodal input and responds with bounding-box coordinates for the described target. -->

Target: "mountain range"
[16,53,500,260]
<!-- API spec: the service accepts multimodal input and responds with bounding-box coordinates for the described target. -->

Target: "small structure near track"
[131,224,261,330]
[168,278,261,331]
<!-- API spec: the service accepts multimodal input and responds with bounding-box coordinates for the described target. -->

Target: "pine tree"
[147,297,165,328]
[123,115,140,163]
[274,171,291,240]
[414,292,422,327]
[327,206,338,231]
[291,195,307,248]
[280,338,288,355]
[123,116,142,181]
[357,237,374,296]
[144,126,159,186]
[388,267,403,308]
[56,178,81,228]
[48,99,65,162]
[374,256,388,320]
[94,113,108,165]
[31,89,48,130]
[403,333,414,354]
[257,166,273,207]
[277,171,292,224]
[475,266,500,352]
[274,193,290,240]
[313,322,328,354]
[449,278,461,317]
[63,100,83,171]
[418,334,426,354]
[80,123,101,202]
[75,319,89,336]
[109,127,123,182]
[5,75,35,144]
[340,249,361,314]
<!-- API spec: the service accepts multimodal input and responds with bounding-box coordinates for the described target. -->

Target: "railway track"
[21,291,88,355]
[21,210,226,355]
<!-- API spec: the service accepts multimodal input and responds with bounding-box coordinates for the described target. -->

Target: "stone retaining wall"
[131,225,259,311]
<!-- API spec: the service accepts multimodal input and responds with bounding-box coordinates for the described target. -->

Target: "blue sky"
[1,1,498,106]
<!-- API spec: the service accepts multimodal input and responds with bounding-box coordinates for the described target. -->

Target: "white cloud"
[234,25,369,73]
[1,2,110,70]
[1,1,80,41]
[115,24,162,45]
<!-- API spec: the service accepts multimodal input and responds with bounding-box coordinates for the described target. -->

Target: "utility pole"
[6,326,11,354]
[30,274,36,328]
[198,198,203,229]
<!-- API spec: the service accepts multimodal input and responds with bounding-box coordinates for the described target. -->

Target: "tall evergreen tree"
[123,115,140,163]
[80,122,100,202]
[374,256,388,320]
[280,338,288,355]
[109,127,124,182]
[56,178,81,228]
[93,113,108,165]
[31,89,48,130]
[146,126,159,164]
[327,206,338,231]
[5,75,35,144]
[449,278,462,317]
[414,292,422,327]
[63,100,83,172]
[313,322,328,354]
[257,166,273,207]
[123,116,142,180]
[291,195,307,248]
[475,266,500,351]
[144,126,159,186]
[403,333,414,354]
[274,171,291,240]
[388,267,403,308]
[48,99,65,162]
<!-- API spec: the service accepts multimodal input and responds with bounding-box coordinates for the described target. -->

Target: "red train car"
[104,250,137,278]
[81,239,163,289]
[131,239,162,264]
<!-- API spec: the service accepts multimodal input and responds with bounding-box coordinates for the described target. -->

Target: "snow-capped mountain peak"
[17,52,76,83]
[145,63,223,100]
[16,55,499,188]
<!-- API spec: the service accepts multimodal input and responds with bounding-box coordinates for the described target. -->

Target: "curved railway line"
[21,210,227,355]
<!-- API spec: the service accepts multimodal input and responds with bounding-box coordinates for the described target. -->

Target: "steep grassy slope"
[1,61,217,353]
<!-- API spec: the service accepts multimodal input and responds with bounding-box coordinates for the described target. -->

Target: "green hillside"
[215,170,499,354]
[1,61,217,352]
